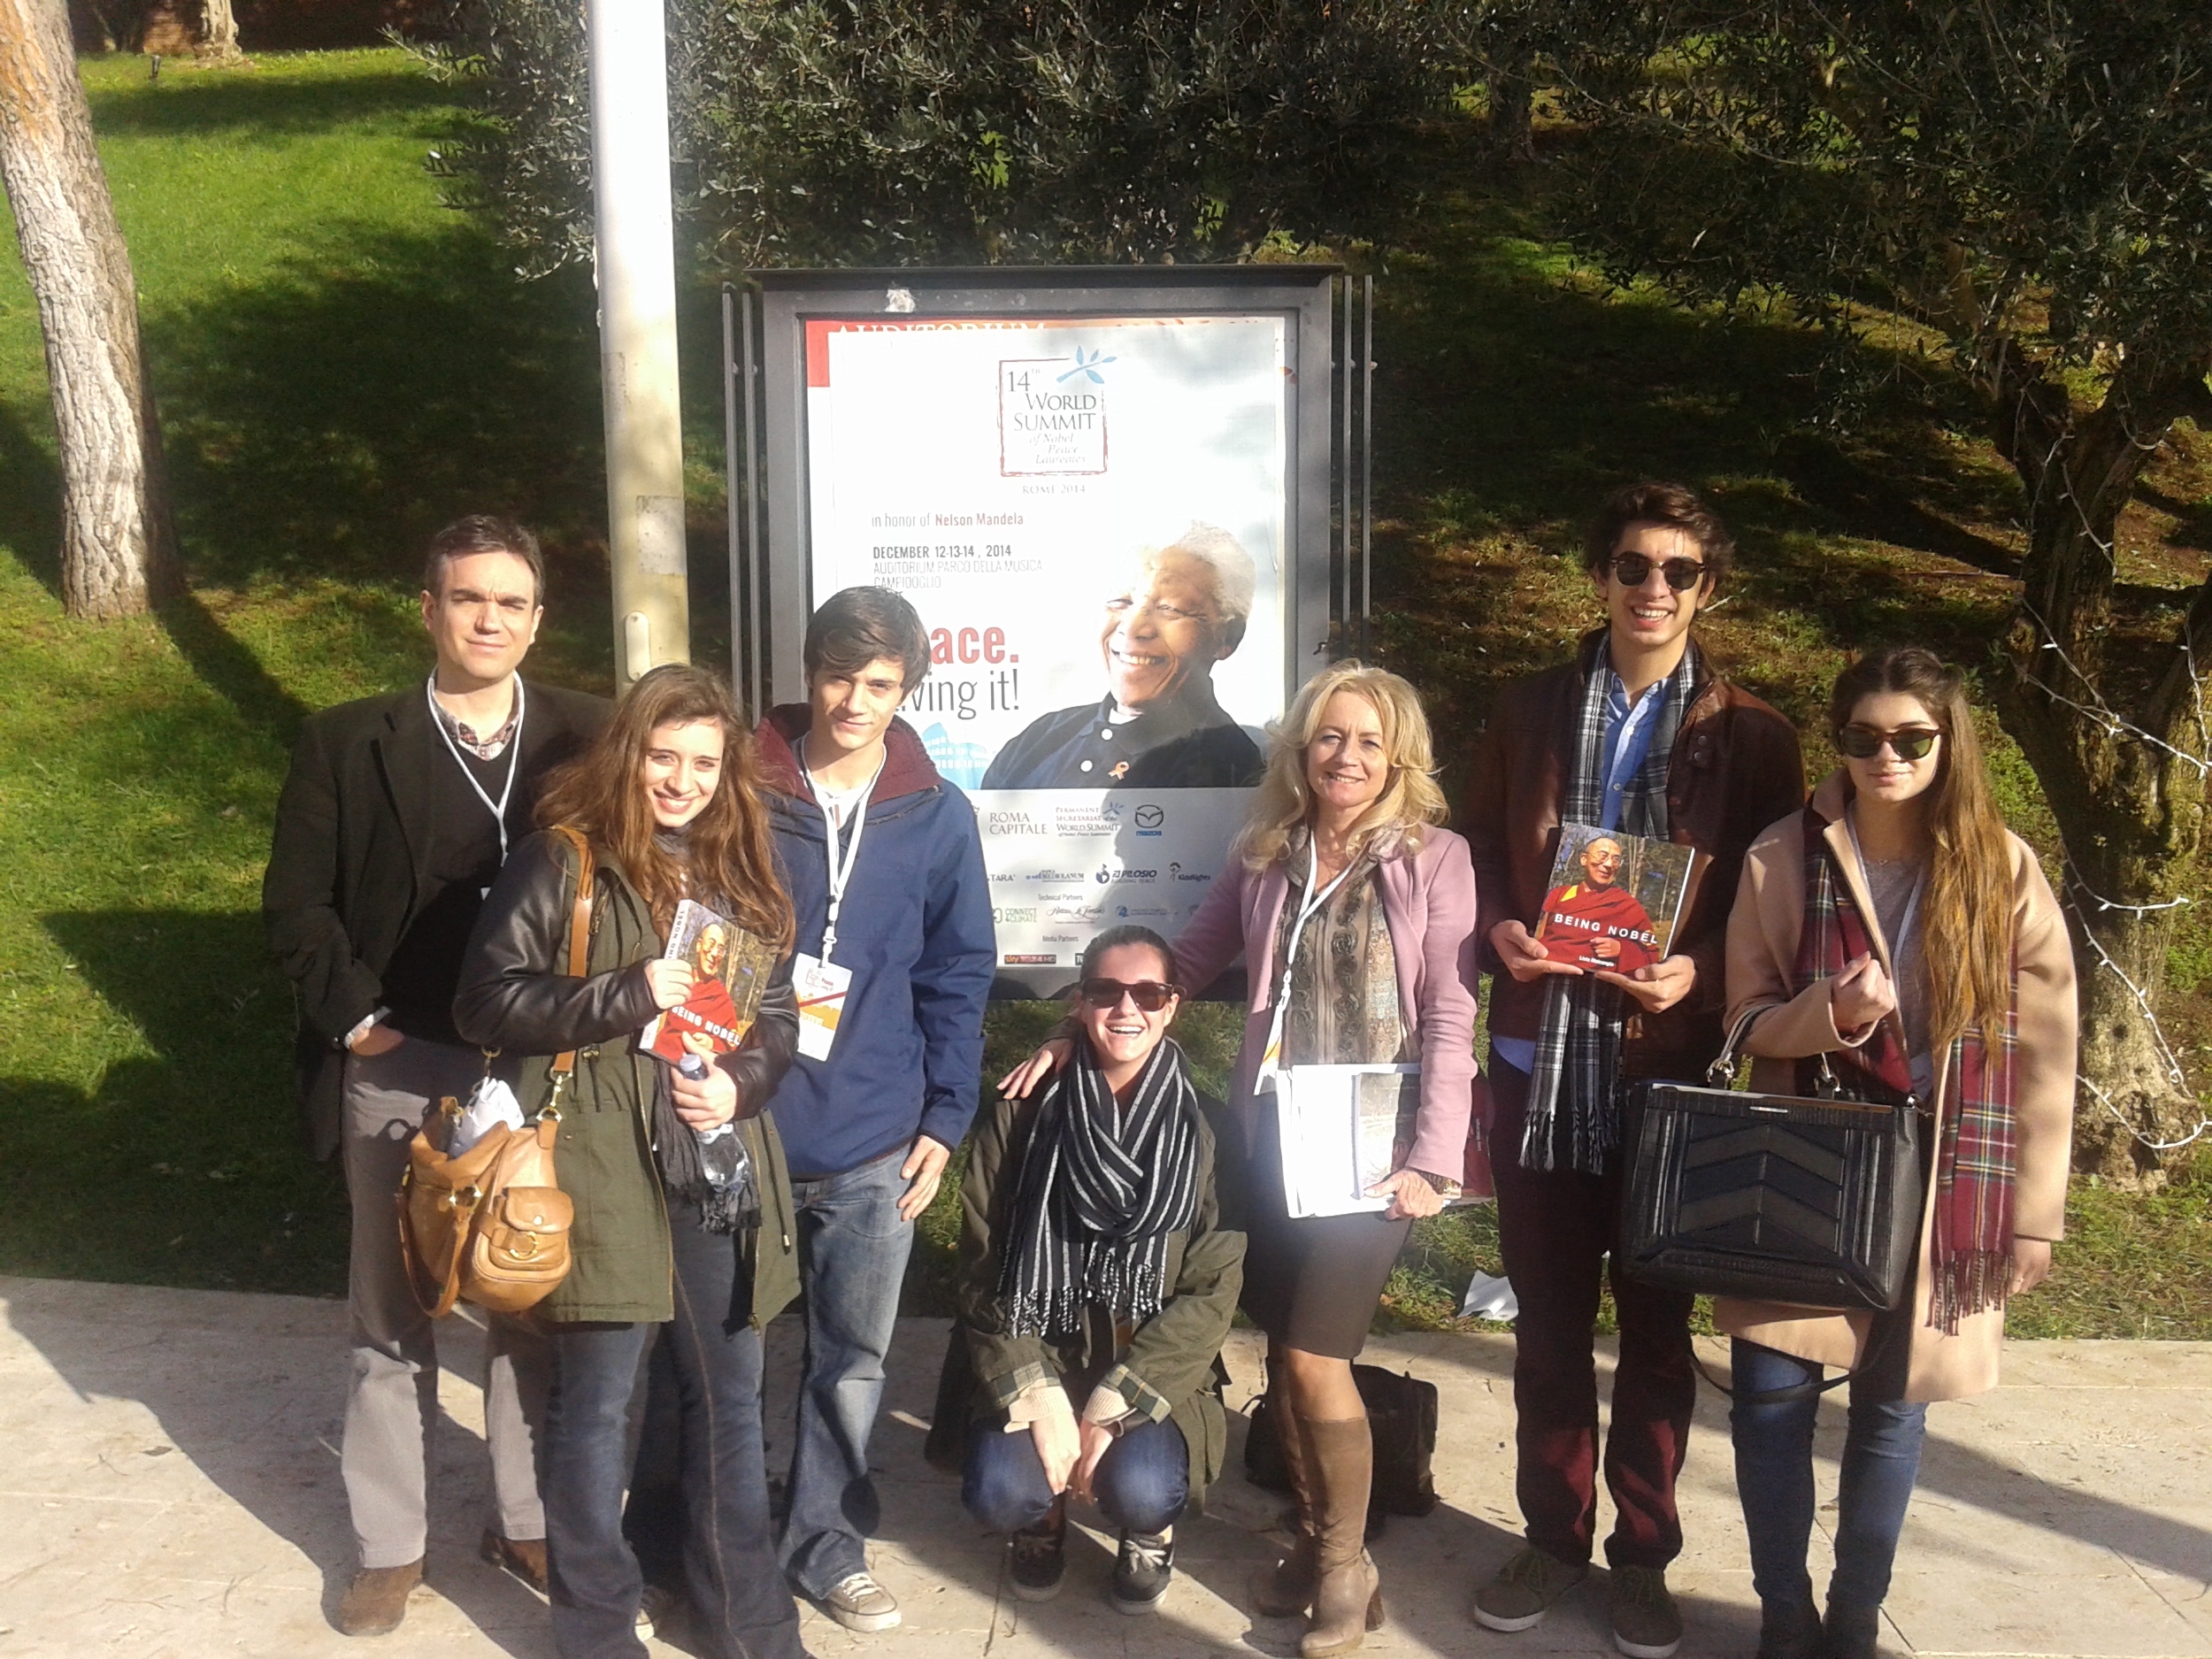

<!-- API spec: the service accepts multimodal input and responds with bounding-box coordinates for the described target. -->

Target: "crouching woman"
[456,665,806,1659]
[953,925,1246,1615]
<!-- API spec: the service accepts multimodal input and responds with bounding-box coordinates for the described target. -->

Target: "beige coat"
[1717,772,2078,1402]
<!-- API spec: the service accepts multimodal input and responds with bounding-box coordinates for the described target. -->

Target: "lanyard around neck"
[426,676,526,864]
[1842,807,1925,965]
[1256,834,1359,1086]
[798,734,885,962]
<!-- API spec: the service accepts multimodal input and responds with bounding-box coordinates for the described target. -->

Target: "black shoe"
[1757,1598,1823,1659]
[1821,1602,1880,1659]
[1111,1530,1174,1615]
[1009,1519,1067,1602]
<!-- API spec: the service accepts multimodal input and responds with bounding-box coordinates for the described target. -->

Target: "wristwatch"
[1414,1169,1463,1198]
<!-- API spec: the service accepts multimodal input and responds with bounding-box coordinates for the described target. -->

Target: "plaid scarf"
[1793,803,2018,1333]
[1522,641,1701,1172]
[996,1037,1201,1338]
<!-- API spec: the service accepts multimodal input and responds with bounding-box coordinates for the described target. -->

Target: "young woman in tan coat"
[1721,647,2077,1659]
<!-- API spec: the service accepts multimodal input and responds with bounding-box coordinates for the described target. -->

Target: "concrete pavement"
[0,1276,2204,1657]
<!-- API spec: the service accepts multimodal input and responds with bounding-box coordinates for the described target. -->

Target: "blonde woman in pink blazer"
[1004,663,1482,1656]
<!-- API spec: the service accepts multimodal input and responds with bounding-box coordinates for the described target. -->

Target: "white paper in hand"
[449,1076,525,1157]
[1458,1270,1519,1323]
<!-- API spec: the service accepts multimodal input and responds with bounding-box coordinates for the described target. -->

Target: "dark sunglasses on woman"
[1836,725,1940,761]
[1607,552,1709,591]
[1078,978,1179,1012]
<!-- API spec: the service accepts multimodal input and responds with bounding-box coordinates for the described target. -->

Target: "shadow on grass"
[5,910,347,1297]
[1364,165,2035,790]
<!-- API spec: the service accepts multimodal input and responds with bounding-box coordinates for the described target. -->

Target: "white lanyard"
[427,676,526,864]
[799,736,883,962]
[1257,836,1358,1087]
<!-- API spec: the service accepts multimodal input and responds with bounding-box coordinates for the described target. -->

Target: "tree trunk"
[197,0,240,60]
[0,0,177,618]
[2000,351,2211,1180]
[1487,53,1536,163]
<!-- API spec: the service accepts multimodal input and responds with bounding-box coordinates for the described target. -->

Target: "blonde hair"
[1238,663,1448,872]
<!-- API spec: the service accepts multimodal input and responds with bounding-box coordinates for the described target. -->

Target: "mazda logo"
[1133,804,1164,829]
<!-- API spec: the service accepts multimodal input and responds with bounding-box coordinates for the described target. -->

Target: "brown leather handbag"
[396,831,591,1318]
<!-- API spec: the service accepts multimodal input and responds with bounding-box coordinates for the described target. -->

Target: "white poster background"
[803,314,1291,984]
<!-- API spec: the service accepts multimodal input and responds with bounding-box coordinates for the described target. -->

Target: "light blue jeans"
[778,1147,917,1598]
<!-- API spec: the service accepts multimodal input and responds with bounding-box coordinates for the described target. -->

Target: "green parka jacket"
[455,830,801,1327]
[941,1057,1247,1498]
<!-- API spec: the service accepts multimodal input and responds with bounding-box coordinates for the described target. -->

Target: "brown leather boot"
[481,1529,549,1594]
[337,1557,423,1636]
[1298,1415,1383,1658]
[1248,1394,1318,1617]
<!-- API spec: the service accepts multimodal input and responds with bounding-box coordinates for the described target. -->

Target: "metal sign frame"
[721,265,1374,995]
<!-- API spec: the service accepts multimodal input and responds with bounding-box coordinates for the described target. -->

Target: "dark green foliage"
[424,0,1477,272]
[1539,0,2212,396]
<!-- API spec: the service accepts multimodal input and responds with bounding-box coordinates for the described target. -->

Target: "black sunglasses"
[1837,725,1940,761]
[1607,553,1709,591]
[1078,978,1179,1012]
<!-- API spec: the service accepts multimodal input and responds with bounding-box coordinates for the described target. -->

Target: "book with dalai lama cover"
[1534,823,1701,973]
[641,900,778,1064]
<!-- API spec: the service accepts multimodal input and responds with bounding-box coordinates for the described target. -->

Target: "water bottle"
[678,1054,733,1140]
[678,1053,747,1193]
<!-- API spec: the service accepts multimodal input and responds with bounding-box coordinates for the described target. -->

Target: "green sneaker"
[1471,1546,1589,1632]
[1609,1564,1682,1659]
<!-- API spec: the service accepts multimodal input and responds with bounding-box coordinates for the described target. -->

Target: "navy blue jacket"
[756,707,997,1179]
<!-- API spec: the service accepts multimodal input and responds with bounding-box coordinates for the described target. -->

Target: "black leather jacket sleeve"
[729,958,797,1121]
[455,832,802,1121]
[454,833,663,1054]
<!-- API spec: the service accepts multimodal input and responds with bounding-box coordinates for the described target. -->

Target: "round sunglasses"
[1606,552,1709,591]
[1078,978,1180,1012]
[1836,725,1940,762]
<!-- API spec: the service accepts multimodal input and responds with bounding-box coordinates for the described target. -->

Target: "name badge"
[792,953,852,1062]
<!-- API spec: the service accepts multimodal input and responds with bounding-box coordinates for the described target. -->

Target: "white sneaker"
[636,1583,680,1641]
[822,1571,902,1632]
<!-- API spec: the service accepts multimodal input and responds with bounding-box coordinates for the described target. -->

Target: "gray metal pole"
[587,0,689,689]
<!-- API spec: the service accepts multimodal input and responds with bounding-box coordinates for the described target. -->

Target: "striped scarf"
[996,1037,1201,1339]
[1793,803,2018,1333]
[1522,641,1701,1172]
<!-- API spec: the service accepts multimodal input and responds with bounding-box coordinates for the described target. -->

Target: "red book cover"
[1534,823,1698,973]
[641,900,776,1064]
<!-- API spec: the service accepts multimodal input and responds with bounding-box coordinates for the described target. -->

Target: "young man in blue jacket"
[756,586,997,1632]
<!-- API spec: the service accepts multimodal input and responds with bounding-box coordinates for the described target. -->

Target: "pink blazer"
[1171,826,1487,1190]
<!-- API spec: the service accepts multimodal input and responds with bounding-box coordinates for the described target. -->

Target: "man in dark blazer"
[264,515,608,1636]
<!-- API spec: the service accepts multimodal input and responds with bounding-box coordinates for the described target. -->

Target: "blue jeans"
[541,1210,803,1659]
[1730,1336,1928,1615]
[964,1413,1190,1536]
[779,1147,917,1598]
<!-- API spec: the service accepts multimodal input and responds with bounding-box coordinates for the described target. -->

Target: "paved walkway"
[0,1276,2205,1657]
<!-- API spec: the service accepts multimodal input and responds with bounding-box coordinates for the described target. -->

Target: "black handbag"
[1617,1008,1924,1312]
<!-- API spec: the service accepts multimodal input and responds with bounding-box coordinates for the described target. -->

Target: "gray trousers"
[342,1038,550,1568]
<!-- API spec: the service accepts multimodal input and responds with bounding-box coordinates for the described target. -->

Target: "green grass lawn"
[2,50,2207,1335]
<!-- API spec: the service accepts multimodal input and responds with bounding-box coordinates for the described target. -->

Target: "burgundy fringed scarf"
[1793,803,2018,1333]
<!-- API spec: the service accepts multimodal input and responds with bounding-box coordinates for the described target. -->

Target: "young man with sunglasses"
[749,587,996,1632]
[1463,482,1805,1656]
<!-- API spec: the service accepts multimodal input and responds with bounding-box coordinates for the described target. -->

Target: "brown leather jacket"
[1463,629,1806,1079]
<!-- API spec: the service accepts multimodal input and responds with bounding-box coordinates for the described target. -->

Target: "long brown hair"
[1829,648,2013,1048]
[1238,663,1448,872]
[534,665,794,950]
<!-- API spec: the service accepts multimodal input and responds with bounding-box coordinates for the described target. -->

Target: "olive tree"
[1544,0,2212,1175]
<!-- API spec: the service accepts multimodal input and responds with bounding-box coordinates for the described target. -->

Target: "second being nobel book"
[1534,823,1700,973]
[641,900,778,1064]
